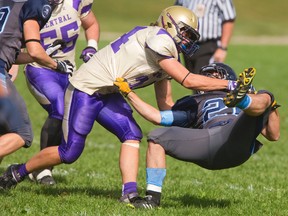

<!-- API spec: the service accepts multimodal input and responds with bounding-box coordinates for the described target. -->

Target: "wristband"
[227,80,237,91]
[87,39,98,50]
[218,46,227,51]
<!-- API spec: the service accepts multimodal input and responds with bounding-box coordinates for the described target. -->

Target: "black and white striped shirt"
[175,0,236,42]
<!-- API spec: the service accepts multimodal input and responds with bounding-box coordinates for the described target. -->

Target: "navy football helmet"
[199,63,237,81]
[48,0,64,7]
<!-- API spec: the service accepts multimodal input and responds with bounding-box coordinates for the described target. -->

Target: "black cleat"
[224,67,256,107]
[127,195,160,209]
[0,164,23,190]
[119,192,140,203]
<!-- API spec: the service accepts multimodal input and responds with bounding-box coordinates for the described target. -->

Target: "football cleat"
[224,67,256,107]
[119,192,140,203]
[28,169,56,186]
[0,164,23,190]
[127,195,160,209]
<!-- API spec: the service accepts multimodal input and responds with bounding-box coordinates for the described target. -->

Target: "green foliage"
[1,40,287,215]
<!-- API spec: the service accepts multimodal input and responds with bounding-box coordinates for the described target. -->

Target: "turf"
[1,42,287,216]
[1,0,288,215]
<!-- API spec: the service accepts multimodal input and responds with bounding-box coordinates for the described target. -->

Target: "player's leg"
[96,93,142,202]
[224,67,256,107]
[0,76,33,160]
[129,126,212,209]
[0,86,97,190]
[242,91,272,116]
[25,65,69,185]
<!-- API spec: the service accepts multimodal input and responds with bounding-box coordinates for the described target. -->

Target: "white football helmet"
[156,6,200,58]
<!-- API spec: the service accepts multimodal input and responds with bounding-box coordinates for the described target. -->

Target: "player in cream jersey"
[0,6,238,206]
[70,26,176,95]
[24,0,100,185]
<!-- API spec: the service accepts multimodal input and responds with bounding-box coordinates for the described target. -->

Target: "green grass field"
[1,1,288,215]
[93,0,288,36]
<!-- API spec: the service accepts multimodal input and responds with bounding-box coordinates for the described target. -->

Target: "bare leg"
[25,146,62,173]
[119,141,139,183]
[0,133,24,158]
[146,142,166,168]
[244,93,271,116]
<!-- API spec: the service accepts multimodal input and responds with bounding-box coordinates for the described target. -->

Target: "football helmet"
[48,0,64,7]
[156,6,200,58]
[199,63,237,81]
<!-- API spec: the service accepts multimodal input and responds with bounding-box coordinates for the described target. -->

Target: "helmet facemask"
[166,12,200,58]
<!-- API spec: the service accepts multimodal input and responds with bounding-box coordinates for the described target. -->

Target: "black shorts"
[0,64,33,147]
[148,112,268,170]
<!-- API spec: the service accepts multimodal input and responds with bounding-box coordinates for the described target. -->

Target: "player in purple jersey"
[114,63,280,208]
[0,6,241,205]
[24,0,100,186]
[0,0,73,166]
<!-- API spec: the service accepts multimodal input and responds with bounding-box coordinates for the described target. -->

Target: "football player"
[0,6,240,204]
[114,63,280,208]
[0,0,73,165]
[24,0,100,186]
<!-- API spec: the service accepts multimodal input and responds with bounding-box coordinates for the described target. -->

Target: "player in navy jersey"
[0,0,73,166]
[114,63,280,208]
[0,6,240,205]
[25,0,100,186]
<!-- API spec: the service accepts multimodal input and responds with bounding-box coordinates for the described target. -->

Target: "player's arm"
[114,78,192,126]
[21,19,57,69]
[80,11,100,62]
[8,65,19,82]
[158,58,233,91]
[154,78,174,110]
[261,109,280,141]
[126,91,162,125]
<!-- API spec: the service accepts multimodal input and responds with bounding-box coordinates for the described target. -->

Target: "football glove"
[46,39,67,57]
[55,60,74,75]
[113,78,132,97]
[80,47,97,63]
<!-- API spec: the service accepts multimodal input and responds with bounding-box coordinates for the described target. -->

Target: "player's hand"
[113,78,132,97]
[55,60,74,75]
[46,39,67,56]
[80,47,97,63]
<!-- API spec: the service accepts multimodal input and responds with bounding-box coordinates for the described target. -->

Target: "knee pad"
[58,140,84,164]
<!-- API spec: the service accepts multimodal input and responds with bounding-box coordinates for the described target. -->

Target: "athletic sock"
[146,168,166,204]
[122,182,137,195]
[236,95,252,110]
[18,164,29,180]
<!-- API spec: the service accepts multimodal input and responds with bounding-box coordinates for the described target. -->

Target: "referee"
[175,0,236,74]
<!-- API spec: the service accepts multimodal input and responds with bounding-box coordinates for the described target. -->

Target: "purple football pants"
[25,65,69,120]
[59,84,143,164]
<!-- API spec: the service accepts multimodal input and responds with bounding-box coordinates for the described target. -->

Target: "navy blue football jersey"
[0,0,53,70]
[172,91,241,129]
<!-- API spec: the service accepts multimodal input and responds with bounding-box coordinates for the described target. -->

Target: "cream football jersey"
[29,0,93,68]
[70,26,179,95]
